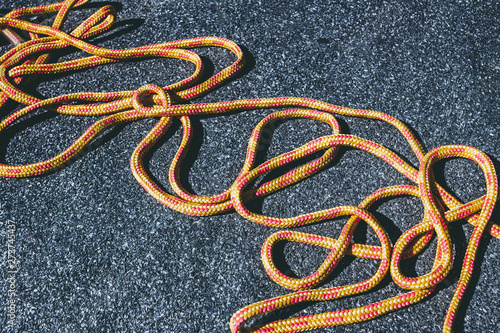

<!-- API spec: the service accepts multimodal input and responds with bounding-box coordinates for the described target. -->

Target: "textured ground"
[0,0,499,332]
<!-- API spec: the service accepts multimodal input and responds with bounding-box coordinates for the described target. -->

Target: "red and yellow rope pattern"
[0,1,498,332]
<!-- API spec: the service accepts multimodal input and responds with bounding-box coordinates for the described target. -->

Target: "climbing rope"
[0,1,498,332]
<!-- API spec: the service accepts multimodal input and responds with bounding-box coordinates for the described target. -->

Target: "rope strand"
[0,1,498,332]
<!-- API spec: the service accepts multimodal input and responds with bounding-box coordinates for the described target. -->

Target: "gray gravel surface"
[0,0,499,332]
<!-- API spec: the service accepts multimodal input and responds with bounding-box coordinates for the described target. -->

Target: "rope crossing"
[0,1,498,332]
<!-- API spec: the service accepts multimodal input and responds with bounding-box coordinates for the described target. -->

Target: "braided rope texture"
[0,1,498,332]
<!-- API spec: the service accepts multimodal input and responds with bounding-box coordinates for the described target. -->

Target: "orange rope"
[0,1,498,332]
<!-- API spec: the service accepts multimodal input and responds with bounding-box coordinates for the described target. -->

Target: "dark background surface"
[0,0,499,332]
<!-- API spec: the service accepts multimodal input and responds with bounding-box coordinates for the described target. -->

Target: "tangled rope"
[0,1,498,332]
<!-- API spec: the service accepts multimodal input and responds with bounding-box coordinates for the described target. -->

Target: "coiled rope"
[0,1,498,332]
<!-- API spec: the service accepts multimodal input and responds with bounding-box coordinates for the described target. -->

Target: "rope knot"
[132,84,171,115]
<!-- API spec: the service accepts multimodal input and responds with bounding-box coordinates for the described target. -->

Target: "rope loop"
[132,84,172,115]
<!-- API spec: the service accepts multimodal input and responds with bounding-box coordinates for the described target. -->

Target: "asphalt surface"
[0,0,499,332]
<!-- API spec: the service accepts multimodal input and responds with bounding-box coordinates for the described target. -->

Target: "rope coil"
[0,1,498,332]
